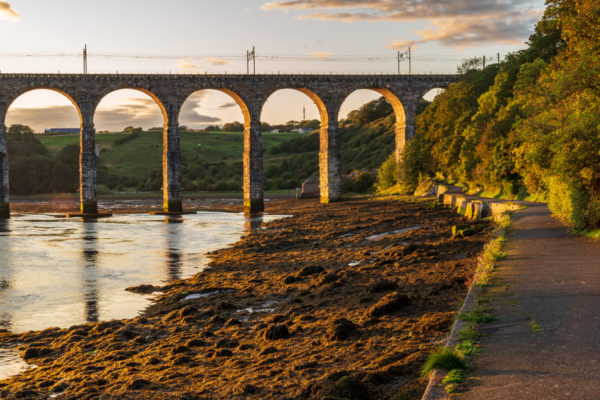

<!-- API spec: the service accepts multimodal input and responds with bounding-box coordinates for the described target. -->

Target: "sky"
[0,0,546,132]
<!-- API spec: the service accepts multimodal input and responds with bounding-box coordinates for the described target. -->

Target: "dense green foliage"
[398,0,600,230]
[6,125,79,195]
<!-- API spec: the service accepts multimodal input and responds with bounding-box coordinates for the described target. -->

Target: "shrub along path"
[462,204,600,399]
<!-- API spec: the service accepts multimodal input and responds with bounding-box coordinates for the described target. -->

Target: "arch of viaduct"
[0,73,457,217]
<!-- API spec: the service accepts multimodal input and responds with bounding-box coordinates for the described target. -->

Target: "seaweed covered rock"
[263,324,291,340]
[327,318,357,341]
[369,292,412,317]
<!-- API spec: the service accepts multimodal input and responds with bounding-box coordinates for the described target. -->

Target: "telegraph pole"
[497,53,500,65]
[83,44,88,75]
[246,46,256,74]
[482,55,486,69]
[303,105,306,121]
[397,51,400,74]
[408,46,412,75]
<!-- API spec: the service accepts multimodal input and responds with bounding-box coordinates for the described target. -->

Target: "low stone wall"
[433,184,520,220]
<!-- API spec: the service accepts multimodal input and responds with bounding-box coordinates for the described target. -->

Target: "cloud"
[218,102,238,109]
[178,57,203,72]
[95,97,165,131]
[0,1,19,21]
[179,92,221,128]
[6,106,80,132]
[203,57,231,66]
[5,94,220,132]
[263,0,542,47]
[310,51,332,59]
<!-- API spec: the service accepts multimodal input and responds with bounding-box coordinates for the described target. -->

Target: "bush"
[352,171,376,193]
[375,154,397,192]
[547,176,588,231]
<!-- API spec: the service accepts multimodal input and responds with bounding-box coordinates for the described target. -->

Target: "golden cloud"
[178,57,203,71]
[0,1,19,21]
[310,51,332,59]
[203,57,231,66]
[263,0,543,47]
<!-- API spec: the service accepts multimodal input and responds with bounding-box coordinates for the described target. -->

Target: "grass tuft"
[455,340,483,357]
[473,211,512,286]
[459,308,497,324]
[421,348,467,377]
[457,325,480,341]
[442,369,467,394]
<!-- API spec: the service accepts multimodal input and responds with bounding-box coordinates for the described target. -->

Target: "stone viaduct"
[0,73,457,217]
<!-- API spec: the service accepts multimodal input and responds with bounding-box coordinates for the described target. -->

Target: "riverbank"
[7,191,295,215]
[0,197,492,399]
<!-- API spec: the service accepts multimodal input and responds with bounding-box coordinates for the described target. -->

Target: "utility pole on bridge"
[246,46,256,74]
[83,44,88,75]
[396,46,412,74]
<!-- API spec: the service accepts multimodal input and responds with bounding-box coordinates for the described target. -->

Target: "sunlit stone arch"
[178,87,261,212]
[338,87,408,165]
[260,86,342,203]
[0,87,84,217]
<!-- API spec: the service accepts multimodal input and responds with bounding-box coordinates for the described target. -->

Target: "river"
[0,210,280,379]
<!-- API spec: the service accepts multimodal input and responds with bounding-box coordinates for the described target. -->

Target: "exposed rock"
[186,338,208,347]
[369,292,412,317]
[260,346,278,355]
[297,176,320,199]
[214,349,233,357]
[215,338,239,348]
[22,346,52,360]
[263,324,291,340]
[368,280,399,294]
[328,318,357,341]
[297,265,325,277]
[125,284,163,294]
[128,379,151,390]
[284,275,301,284]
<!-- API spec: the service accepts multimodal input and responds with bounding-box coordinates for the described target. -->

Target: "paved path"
[462,204,600,399]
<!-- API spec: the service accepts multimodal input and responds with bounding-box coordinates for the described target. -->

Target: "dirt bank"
[0,197,491,399]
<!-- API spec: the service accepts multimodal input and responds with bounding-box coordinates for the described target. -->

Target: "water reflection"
[0,219,12,331]
[164,217,183,281]
[81,223,99,323]
[0,211,283,334]
[245,214,263,233]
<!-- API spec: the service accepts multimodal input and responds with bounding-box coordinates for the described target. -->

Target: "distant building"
[291,128,313,134]
[44,128,80,134]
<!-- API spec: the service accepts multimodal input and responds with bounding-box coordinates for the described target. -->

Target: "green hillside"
[38,131,307,191]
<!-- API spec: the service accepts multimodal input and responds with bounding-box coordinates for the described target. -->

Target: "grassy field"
[38,131,306,181]
[32,115,394,193]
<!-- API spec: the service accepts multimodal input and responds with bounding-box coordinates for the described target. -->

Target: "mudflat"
[0,197,491,399]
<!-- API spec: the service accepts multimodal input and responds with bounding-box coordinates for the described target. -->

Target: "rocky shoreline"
[0,197,491,399]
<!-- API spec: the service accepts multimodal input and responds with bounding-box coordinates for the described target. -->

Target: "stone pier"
[79,104,97,215]
[162,102,183,213]
[0,122,9,218]
[393,96,419,164]
[319,103,342,203]
[243,113,264,214]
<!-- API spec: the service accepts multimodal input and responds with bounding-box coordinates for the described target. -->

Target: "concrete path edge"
[420,185,520,400]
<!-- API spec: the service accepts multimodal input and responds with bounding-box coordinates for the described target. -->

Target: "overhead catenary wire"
[0,51,499,64]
